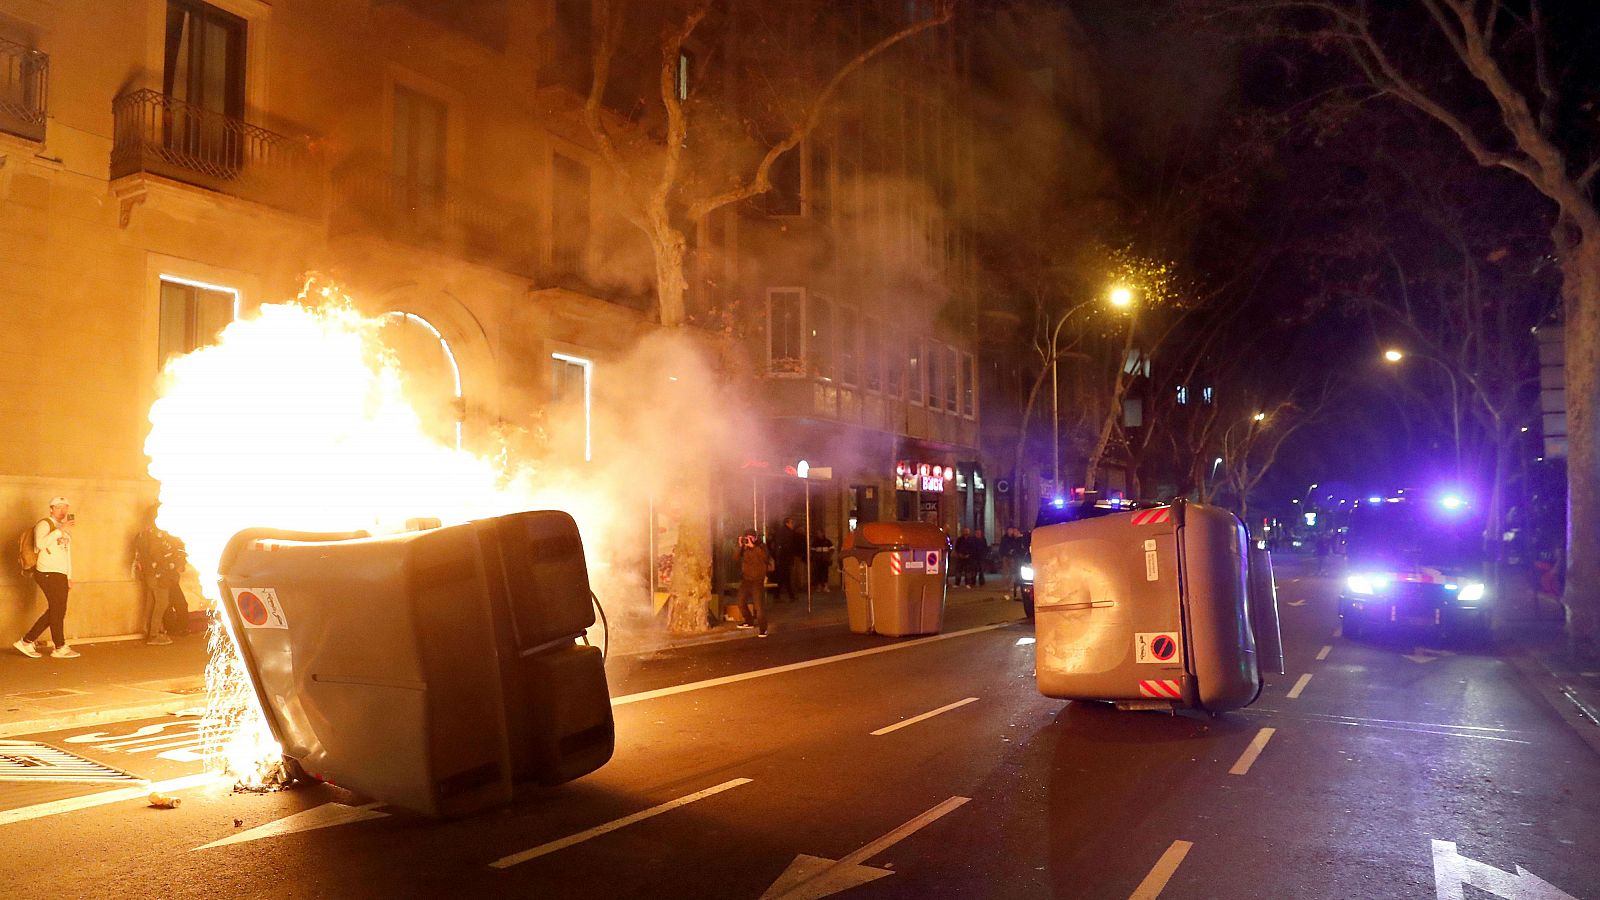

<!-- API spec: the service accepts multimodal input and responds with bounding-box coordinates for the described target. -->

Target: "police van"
[1338,494,1492,643]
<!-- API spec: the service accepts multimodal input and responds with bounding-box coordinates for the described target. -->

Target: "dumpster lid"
[846,521,949,551]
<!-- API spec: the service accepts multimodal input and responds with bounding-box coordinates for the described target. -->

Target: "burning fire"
[146,277,622,785]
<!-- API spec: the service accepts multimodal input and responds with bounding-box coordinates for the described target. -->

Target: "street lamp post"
[1383,349,1462,481]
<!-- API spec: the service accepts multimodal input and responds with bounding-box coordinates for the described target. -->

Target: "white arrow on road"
[760,796,969,900]
[194,802,387,851]
[1432,839,1576,899]
[1284,599,1308,607]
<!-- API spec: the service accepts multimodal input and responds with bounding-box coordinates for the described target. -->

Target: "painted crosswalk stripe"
[0,773,224,827]
[1228,728,1275,776]
[871,698,979,736]
[489,778,753,869]
[1287,673,1313,699]
[1129,840,1193,899]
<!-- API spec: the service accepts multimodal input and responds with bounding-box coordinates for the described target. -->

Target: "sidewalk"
[1501,616,1600,758]
[605,583,1026,657]
[1,585,1027,737]
[0,633,209,737]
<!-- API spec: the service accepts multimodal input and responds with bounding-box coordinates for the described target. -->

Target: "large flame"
[146,278,621,783]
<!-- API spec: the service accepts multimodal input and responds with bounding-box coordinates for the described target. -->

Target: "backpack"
[18,518,47,574]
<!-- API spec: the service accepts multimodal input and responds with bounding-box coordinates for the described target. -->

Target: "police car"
[1338,493,1492,643]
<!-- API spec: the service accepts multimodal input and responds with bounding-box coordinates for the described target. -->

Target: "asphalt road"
[2,561,1596,899]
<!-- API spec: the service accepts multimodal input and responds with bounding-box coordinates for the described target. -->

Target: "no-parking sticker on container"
[1136,632,1181,664]
[233,587,289,629]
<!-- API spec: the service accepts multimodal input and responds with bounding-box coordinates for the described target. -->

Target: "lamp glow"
[1383,349,1404,362]
[1109,287,1133,308]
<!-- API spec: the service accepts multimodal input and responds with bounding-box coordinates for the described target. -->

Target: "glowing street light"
[1383,348,1404,362]
[1109,286,1134,308]
[1252,411,1266,422]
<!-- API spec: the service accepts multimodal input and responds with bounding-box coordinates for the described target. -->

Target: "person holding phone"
[735,529,773,638]
[15,496,79,659]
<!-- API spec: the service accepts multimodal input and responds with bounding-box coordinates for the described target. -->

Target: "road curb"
[1504,640,1600,759]
[0,696,200,739]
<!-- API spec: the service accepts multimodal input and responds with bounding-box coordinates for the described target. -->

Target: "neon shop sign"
[896,461,953,493]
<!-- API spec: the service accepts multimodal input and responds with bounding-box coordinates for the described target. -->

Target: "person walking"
[735,529,772,638]
[15,496,79,659]
[133,506,189,646]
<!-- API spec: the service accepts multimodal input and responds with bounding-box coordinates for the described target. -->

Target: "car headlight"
[1019,565,1035,582]
[1458,582,1485,603]
[1346,573,1388,595]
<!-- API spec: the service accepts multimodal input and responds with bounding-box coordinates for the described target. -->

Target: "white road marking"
[611,622,1013,707]
[1239,708,1532,744]
[156,747,204,763]
[0,772,224,827]
[99,727,202,750]
[1316,645,1332,661]
[1014,637,1035,645]
[489,778,753,869]
[196,802,387,851]
[124,737,206,754]
[64,723,182,744]
[1228,728,1276,776]
[1431,839,1577,899]
[1286,674,1313,699]
[1129,840,1193,899]
[760,796,969,900]
[871,698,979,736]
[1284,599,1308,607]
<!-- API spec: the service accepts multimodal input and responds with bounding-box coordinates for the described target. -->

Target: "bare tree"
[581,0,954,633]
[1202,0,1600,653]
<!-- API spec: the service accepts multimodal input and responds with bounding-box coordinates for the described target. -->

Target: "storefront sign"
[896,461,953,493]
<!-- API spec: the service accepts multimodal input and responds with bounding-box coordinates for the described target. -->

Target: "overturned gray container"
[840,522,951,637]
[217,510,614,817]
[1033,502,1279,712]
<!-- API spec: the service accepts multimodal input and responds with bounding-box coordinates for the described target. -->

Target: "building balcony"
[110,89,320,212]
[330,160,539,276]
[0,36,48,142]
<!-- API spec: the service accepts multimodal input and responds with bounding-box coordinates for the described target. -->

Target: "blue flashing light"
[1051,496,1067,509]
[1440,493,1465,510]
[1367,496,1383,504]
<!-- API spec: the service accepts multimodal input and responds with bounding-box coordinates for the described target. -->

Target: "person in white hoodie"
[15,496,79,659]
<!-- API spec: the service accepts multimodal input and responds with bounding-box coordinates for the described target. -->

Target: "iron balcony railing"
[331,160,539,275]
[110,89,319,210]
[0,36,48,142]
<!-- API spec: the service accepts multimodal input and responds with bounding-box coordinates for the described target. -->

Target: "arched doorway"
[379,311,463,449]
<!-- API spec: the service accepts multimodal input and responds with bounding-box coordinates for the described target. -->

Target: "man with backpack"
[15,496,80,659]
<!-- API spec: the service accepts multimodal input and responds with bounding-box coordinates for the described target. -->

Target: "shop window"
[393,84,448,213]
[768,288,804,374]
[837,306,859,386]
[962,350,976,418]
[552,152,591,274]
[551,352,592,461]
[158,276,235,370]
[864,319,883,393]
[945,344,959,411]
[808,296,833,379]
[907,339,922,405]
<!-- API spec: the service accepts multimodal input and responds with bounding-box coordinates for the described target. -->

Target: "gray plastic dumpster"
[840,522,951,637]
[217,510,614,817]
[1033,502,1280,712]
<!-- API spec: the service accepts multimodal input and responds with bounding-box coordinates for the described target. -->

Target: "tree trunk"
[666,466,715,635]
[1561,227,1600,657]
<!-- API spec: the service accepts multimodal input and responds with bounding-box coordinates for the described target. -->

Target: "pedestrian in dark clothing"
[134,505,189,645]
[999,527,1025,583]
[735,530,772,637]
[954,528,981,588]
[809,528,834,589]
[974,530,991,586]
[774,517,805,601]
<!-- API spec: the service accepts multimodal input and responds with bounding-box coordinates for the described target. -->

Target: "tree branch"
[685,0,954,224]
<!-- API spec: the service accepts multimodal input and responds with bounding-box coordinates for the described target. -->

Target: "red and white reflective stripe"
[1138,679,1182,699]
[1130,507,1173,526]
[888,552,903,575]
